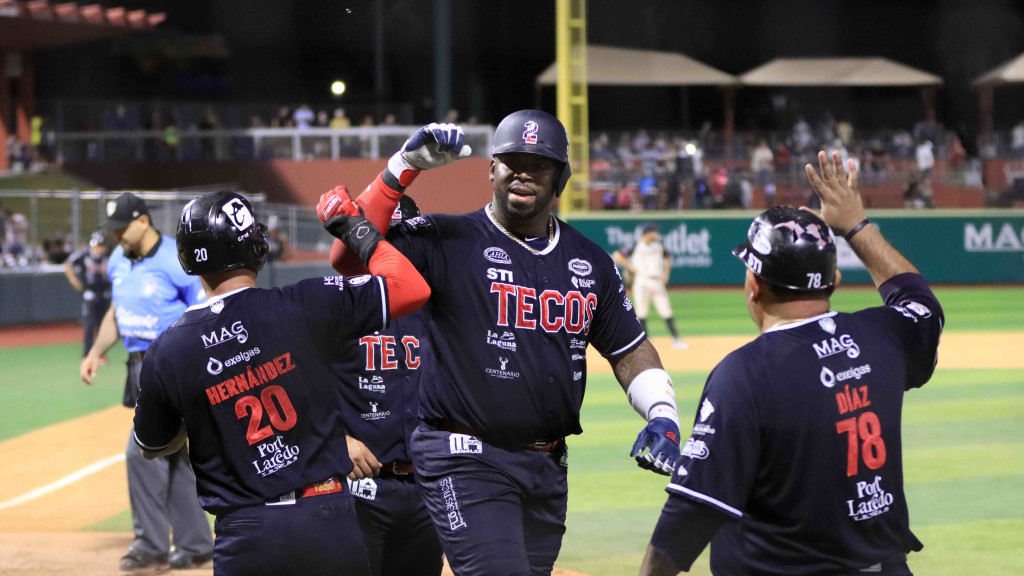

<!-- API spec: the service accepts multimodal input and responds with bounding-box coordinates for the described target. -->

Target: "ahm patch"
[449,434,483,455]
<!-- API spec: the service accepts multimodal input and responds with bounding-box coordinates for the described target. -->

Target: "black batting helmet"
[732,206,837,292]
[177,191,269,275]
[491,109,572,196]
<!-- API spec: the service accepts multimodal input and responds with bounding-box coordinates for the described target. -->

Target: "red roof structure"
[0,0,164,170]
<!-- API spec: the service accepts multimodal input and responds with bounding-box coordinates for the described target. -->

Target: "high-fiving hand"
[388,123,472,186]
[804,151,867,237]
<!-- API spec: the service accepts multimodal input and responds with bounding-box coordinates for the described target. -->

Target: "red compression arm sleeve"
[366,241,430,319]
[330,171,404,274]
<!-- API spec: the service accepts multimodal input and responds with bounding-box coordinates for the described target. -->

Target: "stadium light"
[331,80,347,96]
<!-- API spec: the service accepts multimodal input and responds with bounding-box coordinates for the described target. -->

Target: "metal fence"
[0,189,335,270]
[51,126,495,163]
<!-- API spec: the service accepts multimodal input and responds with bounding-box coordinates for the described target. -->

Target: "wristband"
[626,369,679,428]
[844,219,872,241]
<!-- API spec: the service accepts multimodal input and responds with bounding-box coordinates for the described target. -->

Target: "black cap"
[642,222,659,235]
[102,193,149,230]
[732,206,836,292]
[89,231,105,247]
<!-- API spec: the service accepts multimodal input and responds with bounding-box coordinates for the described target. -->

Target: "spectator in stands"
[948,135,967,170]
[892,130,913,158]
[43,234,72,265]
[691,170,711,210]
[272,106,294,128]
[330,108,351,129]
[915,140,935,180]
[4,213,29,267]
[792,117,812,154]
[198,110,220,161]
[617,183,637,210]
[382,113,398,126]
[710,167,728,206]
[443,108,459,123]
[316,109,331,128]
[903,170,934,209]
[750,139,774,187]
[294,103,315,129]
[0,204,6,255]
[1012,121,1024,157]
[837,119,854,146]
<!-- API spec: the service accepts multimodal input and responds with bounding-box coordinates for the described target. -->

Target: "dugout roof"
[0,0,164,50]
[535,45,738,86]
[972,53,1024,87]
[739,57,943,87]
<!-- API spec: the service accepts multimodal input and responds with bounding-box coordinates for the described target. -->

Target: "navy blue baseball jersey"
[663,273,943,574]
[332,310,434,463]
[134,276,390,514]
[67,248,112,300]
[385,206,645,443]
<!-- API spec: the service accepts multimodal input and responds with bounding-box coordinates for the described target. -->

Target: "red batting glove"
[316,185,360,224]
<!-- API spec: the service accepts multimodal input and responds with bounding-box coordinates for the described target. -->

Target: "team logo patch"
[700,399,715,422]
[485,356,519,380]
[750,221,773,255]
[819,317,836,334]
[361,401,391,421]
[449,434,483,455]
[222,198,254,232]
[486,330,517,351]
[847,475,893,522]
[348,478,378,501]
[358,375,386,393]
[201,321,249,348]
[252,435,301,477]
[522,121,539,144]
[902,301,932,318]
[207,357,224,375]
[571,276,596,289]
[106,200,117,217]
[736,247,763,274]
[484,247,512,265]
[347,274,372,286]
[568,258,593,276]
[681,438,710,460]
[210,300,225,314]
[439,476,468,532]
[820,366,836,388]
[573,371,583,381]
[813,334,860,359]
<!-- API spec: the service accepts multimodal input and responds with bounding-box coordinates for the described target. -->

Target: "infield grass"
[2,285,1022,575]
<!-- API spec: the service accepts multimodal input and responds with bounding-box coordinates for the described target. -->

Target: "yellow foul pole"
[556,0,589,215]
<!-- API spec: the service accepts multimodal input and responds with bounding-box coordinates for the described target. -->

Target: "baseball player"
[640,151,944,576]
[132,190,430,576]
[64,231,112,357]
[335,195,444,576]
[321,111,682,576]
[613,222,687,348]
[79,192,214,571]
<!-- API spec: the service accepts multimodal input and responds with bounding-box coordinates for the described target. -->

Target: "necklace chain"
[487,205,554,255]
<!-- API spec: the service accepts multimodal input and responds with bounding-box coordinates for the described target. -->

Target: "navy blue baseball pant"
[410,422,568,576]
[350,470,443,576]
[213,488,370,576]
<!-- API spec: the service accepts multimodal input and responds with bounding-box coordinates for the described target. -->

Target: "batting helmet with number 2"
[491,109,572,196]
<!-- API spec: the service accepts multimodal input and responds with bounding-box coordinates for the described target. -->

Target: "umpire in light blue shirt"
[80,192,214,572]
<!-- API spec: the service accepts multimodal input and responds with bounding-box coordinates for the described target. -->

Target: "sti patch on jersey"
[384,206,645,444]
[134,276,389,515]
[666,275,943,575]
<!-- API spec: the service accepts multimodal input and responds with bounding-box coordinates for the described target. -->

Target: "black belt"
[434,419,562,452]
[378,460,415,478]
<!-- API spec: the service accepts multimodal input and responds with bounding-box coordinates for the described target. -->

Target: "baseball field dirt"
[1,325,1019,575]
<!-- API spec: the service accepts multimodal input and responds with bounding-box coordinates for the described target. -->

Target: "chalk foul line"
[0,453,125,511]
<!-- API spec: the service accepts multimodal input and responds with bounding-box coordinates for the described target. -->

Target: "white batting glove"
[387,123,472,187]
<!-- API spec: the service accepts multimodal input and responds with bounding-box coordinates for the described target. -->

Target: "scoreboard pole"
[556,0,589,215]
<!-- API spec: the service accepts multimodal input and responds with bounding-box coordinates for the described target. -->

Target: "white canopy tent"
[972,53,1024,135]
[739,57,943,87]
[535,45,738,87]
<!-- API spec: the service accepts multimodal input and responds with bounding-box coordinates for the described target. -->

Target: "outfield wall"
[2,210,1022,326]
[572,209,1024,286]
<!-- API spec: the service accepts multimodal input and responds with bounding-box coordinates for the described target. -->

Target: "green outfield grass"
[1,285,1022,574]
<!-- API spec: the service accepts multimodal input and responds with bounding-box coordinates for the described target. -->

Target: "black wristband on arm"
[324,215,384,265]
[844,219,872,241]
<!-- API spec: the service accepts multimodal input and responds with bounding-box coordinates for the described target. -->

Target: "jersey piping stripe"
[185,286,251,312]
[764,310,838,333]
[484,204,562,256]
[666,483,743,518]
[133,428,174,452]
[608,331,646,357]
[376,276,388,330]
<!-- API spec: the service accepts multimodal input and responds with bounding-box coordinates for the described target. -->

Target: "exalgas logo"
[964,222,1024,252]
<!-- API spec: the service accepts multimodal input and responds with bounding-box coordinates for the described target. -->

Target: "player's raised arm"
[321,186,430,319]
[610,340,681,477]
[325,123,471,273]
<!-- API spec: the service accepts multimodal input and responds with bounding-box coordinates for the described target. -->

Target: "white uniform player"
[615,223,687,348]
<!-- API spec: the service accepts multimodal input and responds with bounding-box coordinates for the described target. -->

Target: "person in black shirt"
[642,151,944,576]
[64,231,112,357]
[133,190,430,576]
